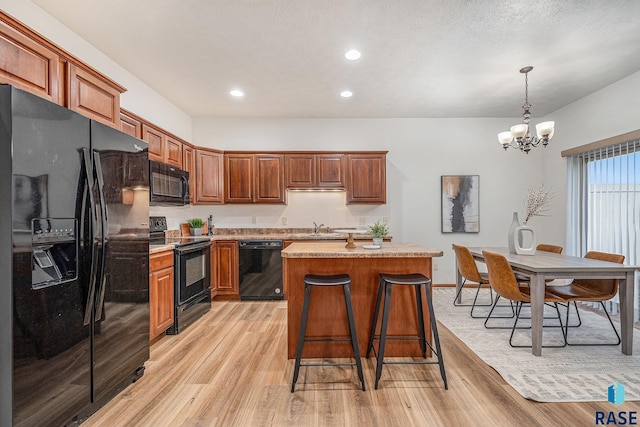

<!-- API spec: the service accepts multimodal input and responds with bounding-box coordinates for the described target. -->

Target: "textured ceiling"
[31,0,640,118]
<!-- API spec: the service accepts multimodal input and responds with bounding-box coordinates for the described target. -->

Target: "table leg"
[530,274,545,356]
[619,271,634,355]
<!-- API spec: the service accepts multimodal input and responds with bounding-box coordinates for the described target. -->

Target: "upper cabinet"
[346,153,387,204]
[66,63,121,128]
[120,109,142,139]
[142,123,183,168]
[195,148,224,204]
[0,12,126,128]
[225,153,285,204]
[285,153,345,189]
[0,17,62,104]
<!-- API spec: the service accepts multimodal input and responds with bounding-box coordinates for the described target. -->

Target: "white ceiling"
[31,0,640,118]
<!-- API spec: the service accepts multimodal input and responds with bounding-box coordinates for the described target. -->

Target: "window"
[566,138,639,320]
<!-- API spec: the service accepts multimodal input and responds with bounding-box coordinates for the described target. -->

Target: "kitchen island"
[282,242,443,359]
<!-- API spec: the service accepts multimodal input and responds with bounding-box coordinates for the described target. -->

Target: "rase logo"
[596,382,637,425]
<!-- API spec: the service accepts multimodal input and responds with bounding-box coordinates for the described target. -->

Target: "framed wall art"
[441,175,479,233]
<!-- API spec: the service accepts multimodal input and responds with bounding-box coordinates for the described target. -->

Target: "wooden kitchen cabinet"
[66,62,121,128]
[195,148,224,204]
[254,154,286,203]
[149,250,175,340]
[120,109,142,139]
[346,153,387,204]
[285,153,345,189]
[143,123,182,168]
[182,144,195,203]
[211,241,239,299]
[0,15,62,105]
[225,153,285,203]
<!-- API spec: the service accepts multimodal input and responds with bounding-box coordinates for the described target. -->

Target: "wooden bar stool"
[290,274,366,392]
[366,273,447,390]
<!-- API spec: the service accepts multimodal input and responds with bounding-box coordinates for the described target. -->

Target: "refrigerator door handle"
[81,148,99,326]
[93,151,109,321]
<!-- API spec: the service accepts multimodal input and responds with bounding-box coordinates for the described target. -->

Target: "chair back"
[452,244,487,283]
[572,251,625,298]
[536,244,563,254]
[482,251,529,302]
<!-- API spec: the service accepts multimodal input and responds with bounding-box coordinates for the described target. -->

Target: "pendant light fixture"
[498,66,555,154]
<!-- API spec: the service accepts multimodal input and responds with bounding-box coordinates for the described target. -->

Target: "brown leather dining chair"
[482,250,566,347]
[546,251,625,346]
[452,244,496,318]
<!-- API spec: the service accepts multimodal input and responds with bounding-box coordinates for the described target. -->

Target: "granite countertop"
[281,242,443,258]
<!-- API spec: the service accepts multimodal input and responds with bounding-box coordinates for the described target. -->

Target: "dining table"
[456,247,637,356]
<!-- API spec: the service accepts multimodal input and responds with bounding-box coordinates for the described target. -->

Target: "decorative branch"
[523,185,553,224]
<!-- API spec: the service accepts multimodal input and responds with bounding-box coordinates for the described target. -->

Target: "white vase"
[190,228,202,236]
[507,212,521,254]
[372,237,383,246]
[513,225,536,255]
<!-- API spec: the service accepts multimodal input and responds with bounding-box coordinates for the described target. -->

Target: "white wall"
[0,0,193,141]
[541,70,640,251]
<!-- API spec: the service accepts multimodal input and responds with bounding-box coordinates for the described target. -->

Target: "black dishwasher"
[238,240,284,300]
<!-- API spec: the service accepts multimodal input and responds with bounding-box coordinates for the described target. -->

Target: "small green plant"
[187,218,204,229]
[368,220,389,238]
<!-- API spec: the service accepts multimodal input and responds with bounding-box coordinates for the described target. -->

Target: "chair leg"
[565,301,621,346]
[291,284,312,392]
[424,282,448,389]
[415,284,427,358]
[483,295,517,329]
[343,284,366,391]
[366,276,385,358]
[374,282,393,390]
[509,302,566,348]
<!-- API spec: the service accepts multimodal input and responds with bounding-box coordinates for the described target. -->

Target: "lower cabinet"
[211,241,239,300]
[149,250,175,340]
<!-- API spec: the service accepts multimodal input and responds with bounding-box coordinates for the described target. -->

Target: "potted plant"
[187,218,204,236]
[368,220,389,246]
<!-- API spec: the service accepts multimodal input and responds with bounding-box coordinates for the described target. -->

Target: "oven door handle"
[175,241,211,255]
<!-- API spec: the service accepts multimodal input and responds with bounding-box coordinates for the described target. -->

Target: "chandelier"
[498,66,555,154]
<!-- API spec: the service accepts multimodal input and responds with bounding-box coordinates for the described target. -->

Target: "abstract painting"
[441,175,479,233]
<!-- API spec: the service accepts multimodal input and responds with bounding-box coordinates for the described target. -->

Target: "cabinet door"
[165,136,182,168]
[120,111,142,139]
[0,18,62,104]
[224,154,254,203]
[254,154,285,203]
[285,154,315,188]
[195,148,224,204]
[149,266,175,340]
[316,154,345,188]
[182,144,195,203]
[346,153,386,204]
[149,251,174,340]
[67,63,120,128]
[142,124,164,163]
[211,241,239,298]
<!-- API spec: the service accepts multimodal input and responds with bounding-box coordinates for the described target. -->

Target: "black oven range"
[150,216,211,334]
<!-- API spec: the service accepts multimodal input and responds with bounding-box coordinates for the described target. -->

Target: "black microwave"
[149,160,190,206]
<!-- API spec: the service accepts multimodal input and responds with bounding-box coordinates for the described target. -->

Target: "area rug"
[432,287,640,402]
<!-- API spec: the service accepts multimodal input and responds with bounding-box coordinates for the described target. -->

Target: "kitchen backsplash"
[150,191,390,231]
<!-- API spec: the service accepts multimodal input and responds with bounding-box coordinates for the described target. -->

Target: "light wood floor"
[83,300,638,426]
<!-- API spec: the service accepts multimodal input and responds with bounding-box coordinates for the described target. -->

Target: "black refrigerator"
[0,85,150,426]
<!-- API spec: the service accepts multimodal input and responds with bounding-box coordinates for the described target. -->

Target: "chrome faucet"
[313,221,324,235]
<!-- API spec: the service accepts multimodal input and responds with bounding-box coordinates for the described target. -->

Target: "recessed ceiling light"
[230,89,244,97]
[344,49,361,60]
[340,90,353,98]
